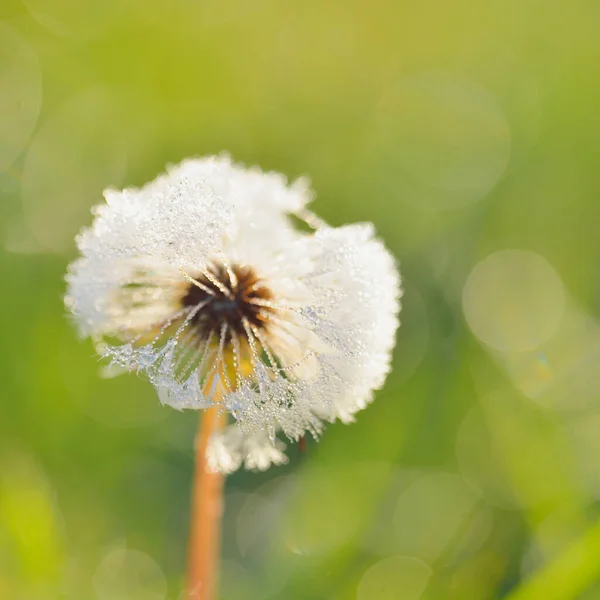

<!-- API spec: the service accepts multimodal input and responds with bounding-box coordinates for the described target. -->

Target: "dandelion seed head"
[66,154,401,472]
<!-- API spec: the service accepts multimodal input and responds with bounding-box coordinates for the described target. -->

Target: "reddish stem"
[187,407,225,600]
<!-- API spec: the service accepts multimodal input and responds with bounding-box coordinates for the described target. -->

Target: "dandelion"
[65,154,401,599]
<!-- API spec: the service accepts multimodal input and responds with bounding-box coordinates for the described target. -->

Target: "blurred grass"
[2,0,600,598]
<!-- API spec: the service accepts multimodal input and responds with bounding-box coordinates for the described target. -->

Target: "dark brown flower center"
[181,264,273,339]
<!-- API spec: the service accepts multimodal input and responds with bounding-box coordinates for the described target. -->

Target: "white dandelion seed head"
[65,155,401,472]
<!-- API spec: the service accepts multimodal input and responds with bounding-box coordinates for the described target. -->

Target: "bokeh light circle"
[237,491,281,558]
[281,463,391,557]
[357,556,432,600]
[22,87,128,253]
[362,468,492,564]
[392,472,479,562]
[93,548,167,600]
[371,71,511,210]
[463,249,566,352]
[0,22,42,172]
[494,308,600,412]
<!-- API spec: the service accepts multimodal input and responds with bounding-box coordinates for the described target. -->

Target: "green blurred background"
[2,0,600,598]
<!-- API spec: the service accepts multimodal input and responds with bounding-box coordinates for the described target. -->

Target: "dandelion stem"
[187,403,226,600]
